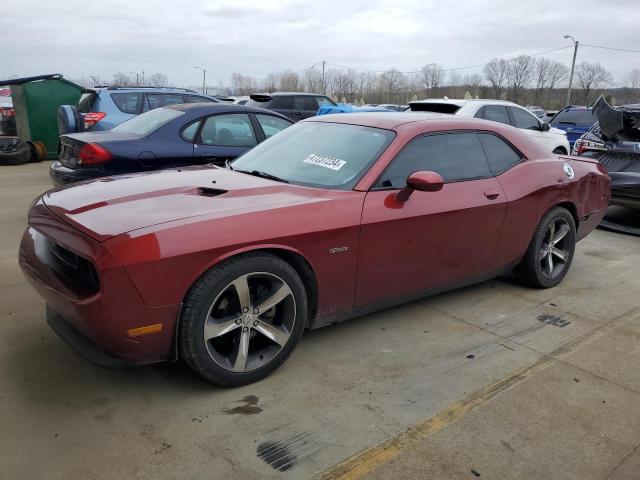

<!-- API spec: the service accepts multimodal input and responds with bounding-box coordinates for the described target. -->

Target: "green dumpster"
[0,74,82,159]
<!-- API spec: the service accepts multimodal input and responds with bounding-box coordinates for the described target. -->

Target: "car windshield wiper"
[235,169,289,184]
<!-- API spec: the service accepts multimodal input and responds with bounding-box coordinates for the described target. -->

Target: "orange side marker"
[127,323,163,337]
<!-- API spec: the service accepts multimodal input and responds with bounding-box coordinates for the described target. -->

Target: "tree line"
[226,56,639,108]
[71,57,640,109]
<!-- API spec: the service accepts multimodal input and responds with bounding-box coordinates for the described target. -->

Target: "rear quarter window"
[477,133,523,175]
[110,93,143,114]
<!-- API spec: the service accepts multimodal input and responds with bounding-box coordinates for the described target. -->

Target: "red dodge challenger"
[19,113,610,386]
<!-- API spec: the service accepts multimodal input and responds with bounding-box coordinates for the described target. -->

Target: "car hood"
[593,95,640,141]
[42,167,330,242]
[549,127,566,136]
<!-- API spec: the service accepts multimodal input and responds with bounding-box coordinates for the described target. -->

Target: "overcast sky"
[2,0,639,87]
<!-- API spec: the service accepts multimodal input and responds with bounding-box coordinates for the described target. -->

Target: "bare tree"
[575,62,612,105]
[626,68,640,90]
[326,69,357,100]
[483,58,509,99]
[231,73,257,95]
[277,70,300,92]
[506,55,533,103]
[355,71,377,101]
[148,73,168,87]
[547,61,569,90]
[262,73,278,92]
[462,73,483,97]
[420,63,445,97]
[113,72,133,86]
[302,68,323,93]
[378,69,406,103]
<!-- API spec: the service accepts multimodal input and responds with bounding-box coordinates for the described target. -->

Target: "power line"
[581,43,640,54]
[321,45,574,75]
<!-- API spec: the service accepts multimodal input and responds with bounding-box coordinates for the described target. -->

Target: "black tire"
[179,252,307,386]
[515,207,576,288]
[553,147,567,155]
[0,140,31,165]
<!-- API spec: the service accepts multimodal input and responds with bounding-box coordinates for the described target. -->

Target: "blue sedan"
[50,103,293,186]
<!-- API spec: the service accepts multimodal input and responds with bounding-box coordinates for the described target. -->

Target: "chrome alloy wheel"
[539,218,571,279]
[203,272,296,373]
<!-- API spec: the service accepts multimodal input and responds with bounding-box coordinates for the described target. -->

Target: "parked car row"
[58,86,220,134]
[51,103,293,185]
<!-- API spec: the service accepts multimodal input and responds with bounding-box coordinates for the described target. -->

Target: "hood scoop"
[195,187,227,197]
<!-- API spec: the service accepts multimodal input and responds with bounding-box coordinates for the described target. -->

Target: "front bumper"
[19,201,180,365]
[46,305,131,367]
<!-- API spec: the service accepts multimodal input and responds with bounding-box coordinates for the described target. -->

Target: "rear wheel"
[515,207,576,288]
[179,253,307,386]
[553,147,567,155]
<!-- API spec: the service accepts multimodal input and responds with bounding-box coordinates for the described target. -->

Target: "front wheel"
[553,147,567,155]
[179,253,307,386]
[515,207,576,288]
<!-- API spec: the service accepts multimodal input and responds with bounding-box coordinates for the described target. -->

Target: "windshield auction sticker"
[303,153,346,171]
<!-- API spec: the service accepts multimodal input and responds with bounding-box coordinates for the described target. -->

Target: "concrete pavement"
[1,162,639,480]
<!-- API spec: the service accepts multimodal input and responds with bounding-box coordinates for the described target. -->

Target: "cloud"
[1,0,638,86]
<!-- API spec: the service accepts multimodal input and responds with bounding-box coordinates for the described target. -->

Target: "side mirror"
[540,122,550,131]
[396,171,444,202]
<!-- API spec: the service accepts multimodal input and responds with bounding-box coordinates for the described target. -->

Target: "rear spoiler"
[249,94,272,102]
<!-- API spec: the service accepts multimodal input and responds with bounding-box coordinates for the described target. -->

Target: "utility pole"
[195,66,207,94]
[142,71,145,84]
[564,35,579,106]
[129,71,139,85]
[322,60,326,94]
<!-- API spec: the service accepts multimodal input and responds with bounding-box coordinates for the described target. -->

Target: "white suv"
[409,99,570,155]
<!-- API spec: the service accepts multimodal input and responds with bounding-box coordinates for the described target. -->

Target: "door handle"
[484,189,500,199]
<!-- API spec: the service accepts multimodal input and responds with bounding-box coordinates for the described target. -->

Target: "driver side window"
[509,107,540,130]
[376,132,492,188]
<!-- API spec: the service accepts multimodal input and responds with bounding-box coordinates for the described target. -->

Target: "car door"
[194,113,258,165]
[355,131,508,307]
[508,106,550,149]
[292,95,319,120]
[268,96,296,121]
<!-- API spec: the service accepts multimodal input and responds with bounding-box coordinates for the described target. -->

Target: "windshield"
[112,107,184,136]
[231,122,395,190]
[551,109,596,126]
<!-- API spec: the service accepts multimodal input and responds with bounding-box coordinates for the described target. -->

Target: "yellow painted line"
[317,357,553,480]
[126,323,163,337]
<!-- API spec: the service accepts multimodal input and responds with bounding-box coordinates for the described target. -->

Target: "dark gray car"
[245,92,336,121]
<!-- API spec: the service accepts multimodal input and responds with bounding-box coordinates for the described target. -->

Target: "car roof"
[255,92,327,97]
[92,86,203,94]
[305,111,477,129]
[165,102,293,117]
[409,98,517,107]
